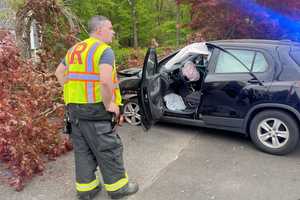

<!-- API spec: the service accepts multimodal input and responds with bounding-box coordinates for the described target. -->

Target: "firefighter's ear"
[94,27,100,35]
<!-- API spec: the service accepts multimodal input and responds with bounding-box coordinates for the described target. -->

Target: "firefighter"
[55,16,139,200]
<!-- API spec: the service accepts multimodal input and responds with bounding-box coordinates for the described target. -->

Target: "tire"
[123,98,141,126]
[249,110,299,155]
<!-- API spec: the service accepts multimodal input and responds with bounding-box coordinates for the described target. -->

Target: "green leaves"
[67,0,191,47]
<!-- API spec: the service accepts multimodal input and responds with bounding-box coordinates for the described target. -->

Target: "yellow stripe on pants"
[76,178,100,192]
[104,173,129,192]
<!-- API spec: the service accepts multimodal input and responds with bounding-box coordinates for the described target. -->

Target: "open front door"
[138,48,164,130]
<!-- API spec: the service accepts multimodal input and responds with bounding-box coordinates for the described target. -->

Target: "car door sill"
[160,116,245,134]
[161,116,205,127]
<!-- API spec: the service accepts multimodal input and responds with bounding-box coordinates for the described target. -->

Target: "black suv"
[120,39,300,155]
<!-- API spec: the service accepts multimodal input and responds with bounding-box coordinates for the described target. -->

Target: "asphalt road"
[1,123,300,200]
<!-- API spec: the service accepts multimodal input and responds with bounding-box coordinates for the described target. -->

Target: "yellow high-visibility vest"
[63,37,122,105]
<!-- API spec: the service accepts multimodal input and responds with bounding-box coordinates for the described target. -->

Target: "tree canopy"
[67,0,191,47]
[178,0,300,42]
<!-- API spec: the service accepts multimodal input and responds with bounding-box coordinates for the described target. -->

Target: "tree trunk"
[129,0,138,48]
[176,3,180,47]
[155,0,164,26]
[16,8,31,58]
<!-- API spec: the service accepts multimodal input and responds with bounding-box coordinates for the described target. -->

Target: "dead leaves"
[0,31,72,191]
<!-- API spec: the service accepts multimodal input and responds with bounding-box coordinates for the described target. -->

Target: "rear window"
[290,49,300,66]
[277,47,300,81]
[215,49,268,73]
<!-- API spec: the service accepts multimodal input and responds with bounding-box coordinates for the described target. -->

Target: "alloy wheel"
[257,118,289,149]
[123,101,141,126]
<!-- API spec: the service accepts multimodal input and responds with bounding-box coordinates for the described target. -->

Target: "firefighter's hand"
[107,102,120,118]
[118,115,124,126]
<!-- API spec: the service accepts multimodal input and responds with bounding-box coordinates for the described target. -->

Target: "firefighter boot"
[77,186,102,200]
[108,182,139,199]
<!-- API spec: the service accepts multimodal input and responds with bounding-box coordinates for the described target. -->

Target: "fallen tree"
[0,30,72,191]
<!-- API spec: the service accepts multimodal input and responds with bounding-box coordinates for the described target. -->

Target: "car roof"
[210,39,300,48]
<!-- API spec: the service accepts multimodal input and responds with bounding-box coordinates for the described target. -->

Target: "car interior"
[158,53,210,118]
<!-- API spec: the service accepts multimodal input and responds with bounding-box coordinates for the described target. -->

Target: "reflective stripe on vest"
[63,37,122,105]
[86,42,100,72]
[66,72,100,82]
[111,69,121,103]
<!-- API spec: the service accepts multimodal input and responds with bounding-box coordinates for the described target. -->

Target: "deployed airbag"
[181,61,200,81]
[164,93,186,111]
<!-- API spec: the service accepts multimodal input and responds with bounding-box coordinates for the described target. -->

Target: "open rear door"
[138,48,165,130]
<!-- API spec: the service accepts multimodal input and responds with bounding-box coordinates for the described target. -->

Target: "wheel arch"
[243,103,300,135]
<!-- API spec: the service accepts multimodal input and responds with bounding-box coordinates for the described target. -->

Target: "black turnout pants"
[70,118,126,190]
